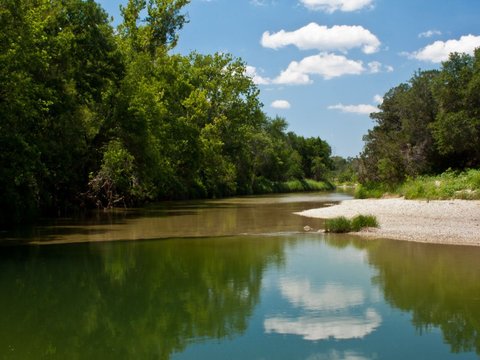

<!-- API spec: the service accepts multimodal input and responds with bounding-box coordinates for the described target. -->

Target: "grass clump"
[325,216,352,233]
[325,214,379,233]
[351,215,379,231]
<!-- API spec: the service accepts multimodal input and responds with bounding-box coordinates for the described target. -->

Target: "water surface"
[1,193,479,359]
[1,192,350,245]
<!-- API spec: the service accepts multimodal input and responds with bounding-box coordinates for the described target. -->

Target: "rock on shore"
[296,198,480,246]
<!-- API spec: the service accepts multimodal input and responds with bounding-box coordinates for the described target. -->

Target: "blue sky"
[97,0,480,157]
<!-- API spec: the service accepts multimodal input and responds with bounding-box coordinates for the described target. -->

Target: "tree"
[430,51,480,168]
[0,0,336,224]
[0,0,121,224]
[360,70,439,185]
[118,0,189,54]
[288,133,332,181]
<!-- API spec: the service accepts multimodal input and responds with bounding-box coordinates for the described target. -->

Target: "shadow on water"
[0,192,351,245]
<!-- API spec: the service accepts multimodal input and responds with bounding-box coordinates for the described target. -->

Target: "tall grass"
[354,169,480,200]
[399,169,480,200]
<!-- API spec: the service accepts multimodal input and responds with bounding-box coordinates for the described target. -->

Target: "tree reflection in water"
[0,237,285,359]
[325,235,480,355]
[2,233,480,359]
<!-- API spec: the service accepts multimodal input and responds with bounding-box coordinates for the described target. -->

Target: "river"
[1,192,479,359]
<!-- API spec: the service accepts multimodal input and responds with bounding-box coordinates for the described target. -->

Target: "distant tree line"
[0,0,332,226]
[359,50,480,186]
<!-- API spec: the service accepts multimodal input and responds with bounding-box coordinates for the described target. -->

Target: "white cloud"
[300,0,374,13]
[367,61,381,73]
[247,54,388,87]
[261,23,381,54]
[367,61,393,74]
[271,100,291,109]
[274,53,365,84]
[274,65,313,85]
[373,94,383,104]
[250,0,276,6]
[264,309,382,341]
[418,30,442,39]
[410,34,480,63]
[328,103,378,115]
[245,65,271,85]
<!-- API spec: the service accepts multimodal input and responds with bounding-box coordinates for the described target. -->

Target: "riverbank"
[297,198,480,246]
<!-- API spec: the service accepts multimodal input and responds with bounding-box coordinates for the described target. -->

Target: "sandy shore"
[297,198,480,246]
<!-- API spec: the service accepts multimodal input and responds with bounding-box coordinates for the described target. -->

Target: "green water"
[1,193,479,359]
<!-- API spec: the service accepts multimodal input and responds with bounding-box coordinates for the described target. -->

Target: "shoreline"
[297,198,480,246]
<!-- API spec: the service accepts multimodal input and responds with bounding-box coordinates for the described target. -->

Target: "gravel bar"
[297,198,480,246]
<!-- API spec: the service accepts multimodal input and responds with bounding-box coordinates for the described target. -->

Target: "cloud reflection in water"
[280,279,365,311]
[264,309,381,341]
[265,277,382,341]
[306,350,371,360]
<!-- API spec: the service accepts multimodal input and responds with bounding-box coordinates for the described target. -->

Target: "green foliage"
[360,49,480,186]
[325,215,379,233]
[288,133,333,181]
[331,156,359,184]
[0,0,122,225]
[87,140,144,208]
[360,70,439,185]
[118,0,189,54]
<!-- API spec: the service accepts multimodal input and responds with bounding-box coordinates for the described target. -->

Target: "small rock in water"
[304,225,313,232]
